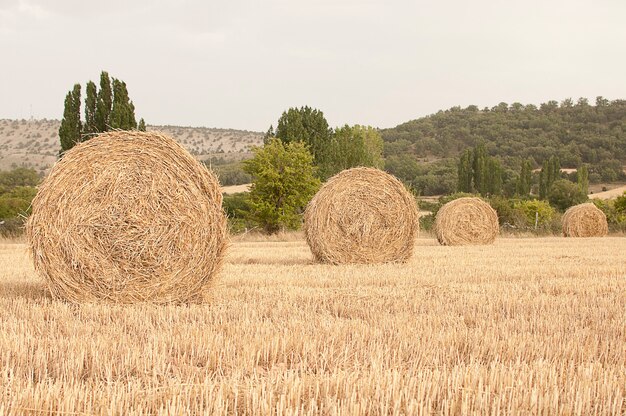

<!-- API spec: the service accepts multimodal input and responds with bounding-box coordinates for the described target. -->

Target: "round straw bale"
[26,131,228,304]
[435,197,499,246]
[303,167,418,264]
[562,203,608,237]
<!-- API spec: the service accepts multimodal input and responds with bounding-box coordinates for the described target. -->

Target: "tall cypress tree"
[95,71,112,132]
[84,81,97,135]
[484,158,503,196]
[472,142,487,194]
[109,79,137,130]
[577,164,589,195]
[457,149,473,192]
[516,159,532,197]
[60,71,144,153]
[59,84,82,153]
[539,159,549,199]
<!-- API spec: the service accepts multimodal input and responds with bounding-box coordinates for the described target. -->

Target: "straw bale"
[303,167,418,264]
[562,203,608,237]
[26,131,228,303]
[435,197,499,246]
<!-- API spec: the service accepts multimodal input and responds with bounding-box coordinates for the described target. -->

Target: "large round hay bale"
[562,203,608,237]
[303,167,418,264]
[26,131,228,304]
[435,197,499,246]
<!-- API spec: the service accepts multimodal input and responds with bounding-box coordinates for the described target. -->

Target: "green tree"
[243,138,321,233]
[138,118,146,132]
[484,157,503,196]
[320,125,384,179]
[472,142,487,194]
[95,71,113,132]
[273,106,332,169]
[457,149,473,192]
[548,179,587,211]
[109,79,137,130]
[539,156,561,199]
[83,81,98,135]
[516,159,532,197]
[513,199,555,228]
[60,71,144,153]
[58,84,82,153]
[614,192,626,214]
[577,164,589,195]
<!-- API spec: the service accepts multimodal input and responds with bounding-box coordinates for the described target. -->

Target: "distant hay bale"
[435,197,499,246]
[303,167,418,264]
[26,131,228,304]
[562,203,608,237]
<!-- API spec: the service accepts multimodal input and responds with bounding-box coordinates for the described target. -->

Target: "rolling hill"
[0,119,264,173]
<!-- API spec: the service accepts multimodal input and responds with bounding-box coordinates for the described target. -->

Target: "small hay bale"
[303,167,419,264]
[562,203,608,237]
[435,197,499,246]
[26,131,228,304]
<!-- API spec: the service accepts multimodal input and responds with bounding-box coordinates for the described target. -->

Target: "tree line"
[227,106,385,233]
[382,98,626,195]
[59,71,145,153]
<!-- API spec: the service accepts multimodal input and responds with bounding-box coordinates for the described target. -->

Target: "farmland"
[1,236,624,414]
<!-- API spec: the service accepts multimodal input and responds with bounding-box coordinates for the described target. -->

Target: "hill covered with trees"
[381,97,626,195]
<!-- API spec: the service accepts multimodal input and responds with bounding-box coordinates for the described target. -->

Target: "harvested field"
[1,237,625,414]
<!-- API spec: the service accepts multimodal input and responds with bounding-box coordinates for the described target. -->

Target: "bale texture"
[435,197,499,246]
[304,167,418,264]
[26,131,228,304]
[562,203,608,237]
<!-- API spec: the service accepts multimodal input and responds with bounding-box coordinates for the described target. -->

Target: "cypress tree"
[577,164,589,195]
[516,159,532,196]
[110,79,137,130]
[95,71,112,132]
[84,81,97,135]
[58,84,82,153]
[539,159,549,199]
[138,118,146,132]
[457,149,472,192]
[472,142,487,194]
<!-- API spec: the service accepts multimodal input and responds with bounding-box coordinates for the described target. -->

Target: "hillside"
[0,119,263,173]
[381,98,626,193]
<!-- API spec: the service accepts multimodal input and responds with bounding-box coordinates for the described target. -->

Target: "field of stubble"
[0,236,625,415]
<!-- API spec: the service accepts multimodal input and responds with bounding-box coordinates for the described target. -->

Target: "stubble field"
[0,236,625,415]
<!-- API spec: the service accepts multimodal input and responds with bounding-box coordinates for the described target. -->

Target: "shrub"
[548,179,587,211]
[513,199,556,228]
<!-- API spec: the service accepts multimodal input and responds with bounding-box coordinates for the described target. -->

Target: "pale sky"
[1,0,625,131]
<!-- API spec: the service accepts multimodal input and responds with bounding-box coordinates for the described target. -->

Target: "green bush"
[592,198,626,232]
[243,139,321,234]
[489,197,526,228]
[419,213,435,231]
[615,192,626,214]
[548,179,587,211]
[513,199,556,228]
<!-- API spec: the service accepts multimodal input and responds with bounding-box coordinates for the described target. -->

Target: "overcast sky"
[1,0,625,131]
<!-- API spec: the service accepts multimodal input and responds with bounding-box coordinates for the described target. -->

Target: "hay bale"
[435,197,499,246]
[303,167,418,264]
[26,131,228,304]
[562,203,608,237]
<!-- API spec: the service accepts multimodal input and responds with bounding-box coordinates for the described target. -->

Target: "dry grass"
[1,237,625,415]
[0,119,262,173]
